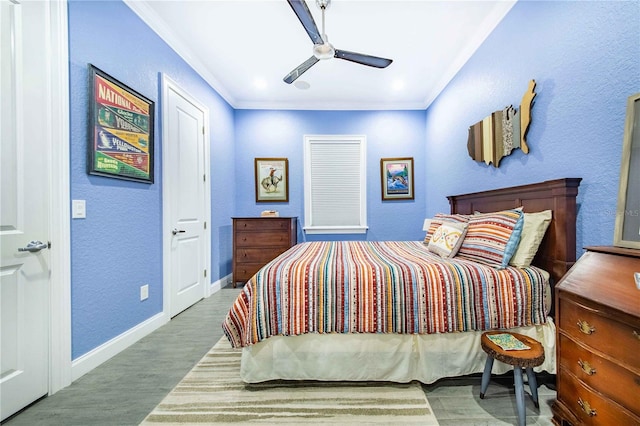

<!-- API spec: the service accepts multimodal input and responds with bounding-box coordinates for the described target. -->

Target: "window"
[303,135,367,234]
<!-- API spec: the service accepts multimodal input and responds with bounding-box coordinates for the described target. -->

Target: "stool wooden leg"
[525,367,539,408]
[514,367,526,426]
[479,356,494,399]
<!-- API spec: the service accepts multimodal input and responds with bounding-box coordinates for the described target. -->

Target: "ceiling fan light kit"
[313,38,335,60]
[284,0,393,84]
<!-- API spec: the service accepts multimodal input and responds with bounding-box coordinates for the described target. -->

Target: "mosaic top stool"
[480,331,545,426]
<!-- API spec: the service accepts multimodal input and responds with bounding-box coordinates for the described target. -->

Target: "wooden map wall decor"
[467,80,536,167]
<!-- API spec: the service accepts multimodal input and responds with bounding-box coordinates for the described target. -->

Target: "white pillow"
[428,222,469,258]
[509,210,552,267]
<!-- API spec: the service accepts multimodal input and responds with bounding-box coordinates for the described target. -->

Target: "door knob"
[17,240,49,252]
[172,229,186,235]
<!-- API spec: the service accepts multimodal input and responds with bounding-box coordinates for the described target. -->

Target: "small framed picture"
[381,157,414,201]
[255,158,289,202]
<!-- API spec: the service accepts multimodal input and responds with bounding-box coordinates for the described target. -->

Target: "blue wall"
[234,110,427,242]
[67,0,639,361]
[68,0,234,359]
[424,0,639,256]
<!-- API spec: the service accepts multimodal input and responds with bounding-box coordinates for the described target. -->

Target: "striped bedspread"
[223,241,548,348]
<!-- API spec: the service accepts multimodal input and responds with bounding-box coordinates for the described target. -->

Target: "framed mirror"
[614,92,640,248]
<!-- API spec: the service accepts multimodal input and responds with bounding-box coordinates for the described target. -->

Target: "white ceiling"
[125,0,516,110]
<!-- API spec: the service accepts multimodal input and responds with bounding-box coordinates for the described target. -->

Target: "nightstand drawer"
[235,231,291,247]
[558,296,640,368]
[557,367,640,425]
[558,334,640,415]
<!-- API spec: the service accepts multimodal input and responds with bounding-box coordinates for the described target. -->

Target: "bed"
[223,178,581,383]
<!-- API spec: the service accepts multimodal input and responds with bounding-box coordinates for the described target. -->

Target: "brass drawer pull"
[578,359,596,375]
[634,330,640,341]
[577,320,595,335]
[578,398,597,417]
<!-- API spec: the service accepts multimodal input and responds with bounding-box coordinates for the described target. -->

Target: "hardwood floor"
[3,286,555,425]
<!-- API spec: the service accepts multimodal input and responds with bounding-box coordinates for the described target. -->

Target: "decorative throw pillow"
[423,213,471,245]
[428,222,469,258]
[457,209,524,268]
[509,210,552,267]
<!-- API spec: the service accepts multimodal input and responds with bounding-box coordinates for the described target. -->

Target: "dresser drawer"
[558,296,640,369]
[558,334,640,416]
[232,217,297,287]
[234,219,293,232]
[236,247,289,264]
[235,231,291,248]
[233,263,267,282]
[557,367,640,425]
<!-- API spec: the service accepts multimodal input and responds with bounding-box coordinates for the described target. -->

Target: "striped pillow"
[457,209,524,268]
[423,213,471,245]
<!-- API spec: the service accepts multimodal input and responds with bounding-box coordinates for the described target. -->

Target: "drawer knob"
[634,330,640,341]
[578,359,596,375]
[577,320,595,335]
[577,398,597,417]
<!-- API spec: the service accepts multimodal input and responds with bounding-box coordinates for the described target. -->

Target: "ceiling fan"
[284,0,393,84]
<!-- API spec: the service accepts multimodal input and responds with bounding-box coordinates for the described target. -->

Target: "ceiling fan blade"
[286,0,323,45]
[334,49,393,68]
[283,56,320,84]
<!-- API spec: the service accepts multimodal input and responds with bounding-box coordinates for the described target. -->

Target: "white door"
[1,0,51,420]
[163,78,209,317]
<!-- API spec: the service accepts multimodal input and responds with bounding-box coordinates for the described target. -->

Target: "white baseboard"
[71,311,168,381]
[71,273,232,382]
[209,273,232,295]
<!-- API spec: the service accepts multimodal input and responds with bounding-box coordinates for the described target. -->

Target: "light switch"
[72,200,86,219]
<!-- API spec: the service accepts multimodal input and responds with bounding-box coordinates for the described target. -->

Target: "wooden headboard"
[448,178,581,289]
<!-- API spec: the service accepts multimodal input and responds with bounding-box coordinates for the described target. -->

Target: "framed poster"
[255,158,289,202]
[88,64,155,183]
[381,157,414,200]
[614,92,640,248]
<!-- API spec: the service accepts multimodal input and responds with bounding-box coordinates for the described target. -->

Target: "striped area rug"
[141,337,439,425]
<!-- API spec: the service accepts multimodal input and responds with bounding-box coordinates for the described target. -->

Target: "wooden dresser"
[232,217,297,287]
[553,246,640,425]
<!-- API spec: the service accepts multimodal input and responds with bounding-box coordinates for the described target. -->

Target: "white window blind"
[304,135,367,234]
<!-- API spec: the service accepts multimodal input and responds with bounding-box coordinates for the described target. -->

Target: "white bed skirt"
[240,319,556,383]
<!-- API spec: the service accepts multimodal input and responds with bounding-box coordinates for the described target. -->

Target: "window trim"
[303,134,368,235]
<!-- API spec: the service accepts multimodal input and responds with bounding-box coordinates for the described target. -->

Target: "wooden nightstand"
[552,246,640,425]
[232,217,297,287]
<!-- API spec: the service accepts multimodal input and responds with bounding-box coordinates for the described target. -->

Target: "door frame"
[47,0,72,394]
[161,74,212,316]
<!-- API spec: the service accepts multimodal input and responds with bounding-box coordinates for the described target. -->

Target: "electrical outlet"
[140,284,149,301]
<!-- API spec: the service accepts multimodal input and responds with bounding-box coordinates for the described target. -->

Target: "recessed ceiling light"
[254,78,267,89]
[294,80,311,90]
[392,79,405,91]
